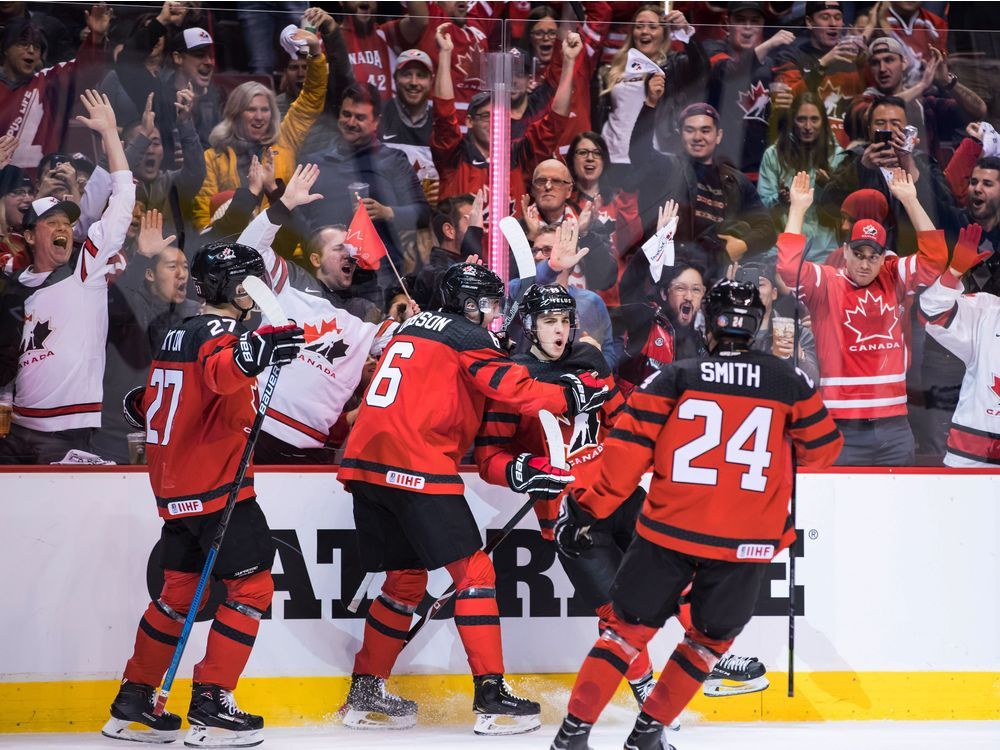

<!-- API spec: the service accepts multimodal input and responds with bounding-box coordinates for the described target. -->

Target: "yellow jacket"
[192,55,328,230]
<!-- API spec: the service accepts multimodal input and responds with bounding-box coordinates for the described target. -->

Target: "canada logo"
[991,375,1000,402]
[738,80,770,123]
[862,224,878,237]
[843,289,900,345]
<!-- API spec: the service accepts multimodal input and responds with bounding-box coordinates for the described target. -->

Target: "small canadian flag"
[345,202,388,271]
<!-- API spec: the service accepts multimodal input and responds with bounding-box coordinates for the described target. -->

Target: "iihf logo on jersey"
[19,314,53,361]
[843,290,902,351]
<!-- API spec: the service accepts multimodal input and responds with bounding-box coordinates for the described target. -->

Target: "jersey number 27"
[146,368,184,445]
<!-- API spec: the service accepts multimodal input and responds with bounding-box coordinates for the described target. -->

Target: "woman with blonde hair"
[191,31,327,230]
[598,4,706,164]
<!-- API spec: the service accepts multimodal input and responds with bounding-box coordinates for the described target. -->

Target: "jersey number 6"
[365,341,415,408]
[672,399,773,492]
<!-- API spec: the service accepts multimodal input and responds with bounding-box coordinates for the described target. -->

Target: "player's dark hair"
[866,95,907,133]
[975,156,1000,174]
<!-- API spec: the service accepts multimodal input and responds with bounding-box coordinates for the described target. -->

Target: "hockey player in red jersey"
[338,263,611,735]
[550,279,842,750]
[102,243,303,747]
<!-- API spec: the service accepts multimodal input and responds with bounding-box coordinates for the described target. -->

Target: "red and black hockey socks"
[567,619,657,723]
[446,551,504,676]
[597,603,652,682]
[641,633,732,726]
[193,571,274,691]
[123,571,200,687]
[353,569,427,677]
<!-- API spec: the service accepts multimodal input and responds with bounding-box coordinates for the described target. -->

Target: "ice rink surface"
[2,721,998,750]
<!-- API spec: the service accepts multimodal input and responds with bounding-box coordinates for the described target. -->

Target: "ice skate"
[703,654,769,697]
[184,683,263,748]
[101,680,181,744]
[629,673,680,731]
[341,673,417,730]
[471,674,541,735]
[624,711,677,750]
[550,714,594,749]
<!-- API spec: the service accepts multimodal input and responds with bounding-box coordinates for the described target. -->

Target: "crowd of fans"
[1,0,999,468]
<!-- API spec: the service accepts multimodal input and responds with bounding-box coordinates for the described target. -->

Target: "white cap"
[181,27,213,51]
[23,196,80,227]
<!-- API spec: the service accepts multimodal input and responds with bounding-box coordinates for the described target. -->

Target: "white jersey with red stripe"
[920,277,1000,468]
[12,171,135,431]
[777,230,948,420]
[236,209,394,448]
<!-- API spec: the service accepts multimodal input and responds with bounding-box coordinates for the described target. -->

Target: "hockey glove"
[233,324,305,377]
[122,385,146,429]
[505,452,574,498]
[561,370,610,415]
[554,490,597,559]
[948,223,990,277]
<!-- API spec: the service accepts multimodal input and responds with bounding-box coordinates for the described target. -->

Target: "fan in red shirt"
[550,279,841,750]
[338,263,610,735]
[103,243,303,748]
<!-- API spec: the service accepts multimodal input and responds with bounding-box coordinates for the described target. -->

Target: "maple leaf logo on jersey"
[303,317,343,344]
[738,80,770,123]
[19,314,52,355]
[843,290,900,344]
[990,375,1000,402]
[817,79,844,117]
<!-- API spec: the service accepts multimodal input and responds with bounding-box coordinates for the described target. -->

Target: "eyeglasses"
[8,187,34,198]
[531,177,573,189]
[470,111,491,121]
[573,148,603,159]
[531,29,558,39]
[668,283,706,296]
[532,244,554,257]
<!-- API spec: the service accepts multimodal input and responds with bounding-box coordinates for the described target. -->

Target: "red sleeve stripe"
[83,238,99,257]
[14,402,102,417]
[265,408,327,444]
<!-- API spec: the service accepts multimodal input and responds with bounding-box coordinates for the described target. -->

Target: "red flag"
[345,202,388,271]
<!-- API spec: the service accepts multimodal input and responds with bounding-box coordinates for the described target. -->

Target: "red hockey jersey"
[777,230,948,419]
[340,17,395,101]
[339,309,575,495]
[143,314,257,520]
[578,350,842,562]
[475,343,625,538]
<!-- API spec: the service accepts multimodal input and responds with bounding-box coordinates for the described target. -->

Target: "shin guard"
[446,551,504,676]
[353,569,427,677]
[122,570,200,687]
[641,630,732,726]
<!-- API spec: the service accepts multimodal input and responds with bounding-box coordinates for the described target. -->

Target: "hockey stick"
[499,216,537,332]
[403,409,567,645]
[152,275,287,716]
[347,573,376,614]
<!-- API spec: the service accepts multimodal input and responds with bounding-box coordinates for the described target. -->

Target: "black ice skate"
[550,714,594,749]
[471,674,541,735]
[184,683,263,748]
[628,673,680,731]
[101,680,181,744]
[703,654,770,697]
[624,711,677,750]
[341,673,418,730]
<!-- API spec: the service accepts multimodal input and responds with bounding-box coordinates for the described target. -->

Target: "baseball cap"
[468,91,492,118]
[22,196,81,228]
[677,102,720,128]
[728,2,766,18]
[868,36,907,59]
[181,27,214,52]
[0,165,32,197]
[841,188,889,222]
[849,220,887,254]
[396,48,433,74]
[804,1,842,16]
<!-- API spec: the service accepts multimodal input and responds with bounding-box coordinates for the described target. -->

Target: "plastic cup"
[772,316,795,342]
[127,431,147,465]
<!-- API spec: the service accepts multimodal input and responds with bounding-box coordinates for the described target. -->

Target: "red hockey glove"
[554,490,597,559]
[505,452,574,497]
[233,324,305,377]
[949,223,990,277]
[561,370,610,415]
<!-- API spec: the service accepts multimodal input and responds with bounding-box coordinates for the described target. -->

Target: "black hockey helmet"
[440,262,505,322]
[703,278,765,346]
[191,241,267,306]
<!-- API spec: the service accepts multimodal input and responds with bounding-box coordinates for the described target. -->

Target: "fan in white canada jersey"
[233,163,398,463]
[0,90,135,465]
[919,223,1000,467]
